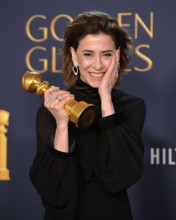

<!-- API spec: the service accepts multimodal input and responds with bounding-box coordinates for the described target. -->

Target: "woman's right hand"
[44,86,75,126]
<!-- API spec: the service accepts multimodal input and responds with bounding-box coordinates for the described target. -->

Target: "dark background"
[0,1,176,219]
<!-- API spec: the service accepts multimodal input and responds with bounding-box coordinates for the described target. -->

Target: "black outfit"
[30,80,146,220]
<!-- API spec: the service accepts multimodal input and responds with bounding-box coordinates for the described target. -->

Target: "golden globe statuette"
[0,110,10,180]
[21,71,97,129]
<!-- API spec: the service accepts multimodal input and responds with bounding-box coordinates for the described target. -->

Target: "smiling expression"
[70,33,117,88]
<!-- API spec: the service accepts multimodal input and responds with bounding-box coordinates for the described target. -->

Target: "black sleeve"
[29,105,79,211]
[95,99,146,193]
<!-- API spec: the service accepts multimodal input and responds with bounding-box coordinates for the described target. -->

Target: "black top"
[30,80,146,220]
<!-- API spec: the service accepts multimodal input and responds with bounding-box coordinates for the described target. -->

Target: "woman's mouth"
[90,72,104,78]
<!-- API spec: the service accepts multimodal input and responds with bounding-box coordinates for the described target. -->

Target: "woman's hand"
[98,49,120,117]
[44,87,75,153]
[44,86,75,127]
[98,49,120,98]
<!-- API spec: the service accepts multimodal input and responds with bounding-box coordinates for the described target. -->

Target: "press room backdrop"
[0,0,176,219]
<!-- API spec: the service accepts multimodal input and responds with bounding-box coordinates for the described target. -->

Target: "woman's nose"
[93,56,103,70]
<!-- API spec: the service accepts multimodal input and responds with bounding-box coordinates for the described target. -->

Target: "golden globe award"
[22,71,97,129]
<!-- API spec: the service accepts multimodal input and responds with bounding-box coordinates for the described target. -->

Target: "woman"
[30,11,146,220]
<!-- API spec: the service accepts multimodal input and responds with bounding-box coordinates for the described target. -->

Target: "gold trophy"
[21,71,97,129]
[0,110,10,180]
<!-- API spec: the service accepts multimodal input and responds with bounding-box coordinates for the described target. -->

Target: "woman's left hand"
[98,49,120,117]
[98,49,120,98]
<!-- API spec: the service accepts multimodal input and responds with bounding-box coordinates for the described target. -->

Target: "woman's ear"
[70,47,78,66]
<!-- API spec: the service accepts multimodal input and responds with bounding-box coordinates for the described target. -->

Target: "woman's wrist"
[54,124,69,152]
[101,95,115,117]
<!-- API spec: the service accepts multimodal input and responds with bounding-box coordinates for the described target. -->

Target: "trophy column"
[0,110,10,180]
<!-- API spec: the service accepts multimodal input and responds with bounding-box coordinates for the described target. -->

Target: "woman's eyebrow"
[101,50,114,53]
[82,50,94,53]
[82,49,114,53]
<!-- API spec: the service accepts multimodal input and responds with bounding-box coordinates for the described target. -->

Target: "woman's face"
[70,33,117,88]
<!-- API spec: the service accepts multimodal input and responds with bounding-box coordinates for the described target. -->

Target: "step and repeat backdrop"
[0,0,176,219]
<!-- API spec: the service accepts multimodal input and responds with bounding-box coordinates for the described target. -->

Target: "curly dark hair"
[62,11,132,87]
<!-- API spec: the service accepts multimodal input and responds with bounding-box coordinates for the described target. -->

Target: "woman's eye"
[83,53,92,57]
[104,53,113,57]
[83,53,93,59]
[102,53,113,59]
